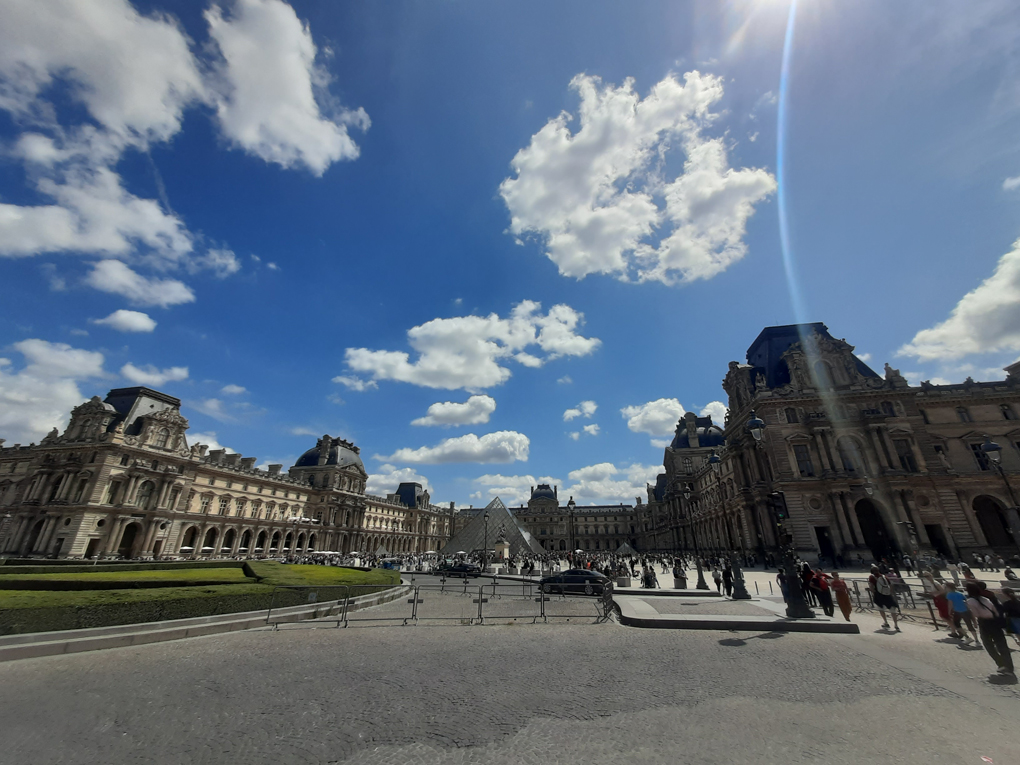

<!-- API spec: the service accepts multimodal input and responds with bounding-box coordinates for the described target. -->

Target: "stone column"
[955,490,987,546]
[104,517,126,555]
[140,520,160,556]
[813,433,833,473]
[840,492,866,547]
[829,492,853,550]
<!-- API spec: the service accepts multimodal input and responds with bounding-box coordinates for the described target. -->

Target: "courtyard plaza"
[1,573,1018,765]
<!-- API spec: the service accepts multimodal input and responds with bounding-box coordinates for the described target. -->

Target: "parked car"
[539,568,609,595]
[437,562,482,578]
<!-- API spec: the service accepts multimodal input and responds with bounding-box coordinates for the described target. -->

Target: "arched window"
[837,438,863,473]
[956,406,972,423]
[785,408,799,424]
[682,457,693,473]
[881,401,896,416]
[155,428,170,448]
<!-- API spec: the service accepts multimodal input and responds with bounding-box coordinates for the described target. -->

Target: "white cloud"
[583,423,600,436]
[0,339,106,443]
[344,300,600,391]
[699,400,728,424]
[473,472,561,506]
[557,375,573,385]
[500,71,775,285]
[120,362,188,387]
[205,0,369,176]
[412,394,497,427]
[567,432,580,441]
[332,375,378,392]
[192,397,233,422]
[188,248,241,278]
[367,464,433,497]
[187,431,236,454]
[91,309,156,333]
[650,438,671,449]
[85,260,195,307]
[563,400,597,421]
[621,397,685,435]
[856,352,872,362]
[377,431,530,465]
[563,462,661,505]
[289,426,320,437]
[1003,176,1020,191]
[221,384,247,395]
[898,238,1020,361]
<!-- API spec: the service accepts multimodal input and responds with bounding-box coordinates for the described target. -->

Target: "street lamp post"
[682,483,710,589]
[567,497,576,563]
[981,436,1020,543]
[746,410,814,619]
[709,450,751,599]
[482,510,490,571]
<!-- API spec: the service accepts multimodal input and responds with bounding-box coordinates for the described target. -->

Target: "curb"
[615,598,860,633]
[0,585,411,662]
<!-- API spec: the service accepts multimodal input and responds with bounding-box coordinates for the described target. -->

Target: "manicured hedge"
[0,578,256,591]
[0,561,246,575]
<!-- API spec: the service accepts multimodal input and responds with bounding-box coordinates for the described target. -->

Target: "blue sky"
[2,0,1020,507]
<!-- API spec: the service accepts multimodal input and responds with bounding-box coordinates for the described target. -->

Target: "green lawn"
[0,564,399,611]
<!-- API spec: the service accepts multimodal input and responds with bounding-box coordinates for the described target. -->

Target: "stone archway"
[255,530,267,552]
[221,528,236,555]
[854,499,898,561]
[269,531,281,552]
[296,533,305,551]
[180,526,199,553]
[117,522,142,558]
[308,533,316,552]
[973,495,1017,551]
[24,519,45,554]
[240,529,252,553]
[202,527,218,554]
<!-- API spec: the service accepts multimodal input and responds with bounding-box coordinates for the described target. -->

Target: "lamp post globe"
[982,436,1002,464]
[708,450,721,474]
[746,411,765,442]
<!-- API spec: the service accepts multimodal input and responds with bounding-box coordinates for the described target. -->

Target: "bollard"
[755,581,759,595]
[769,581,773,595]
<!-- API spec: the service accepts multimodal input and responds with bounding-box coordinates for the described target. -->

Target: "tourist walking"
[869,566,900,631]
[999,587,1020,649]
[810,569,834,617]
[830,572,853,622]
[712,566,722,593]
[722,566,733,597]
[944,582,978,643]
[965,582,1014,676]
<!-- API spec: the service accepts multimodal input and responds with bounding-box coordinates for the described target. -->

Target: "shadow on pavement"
[718,631,786,647]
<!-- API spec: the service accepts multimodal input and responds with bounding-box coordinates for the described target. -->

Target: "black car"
[539,568,609,595]
[437,562,482,578]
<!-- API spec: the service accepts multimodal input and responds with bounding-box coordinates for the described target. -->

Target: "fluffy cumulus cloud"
[90,309,156,333]
[563,400,597,421]
[366,464,433,497]
[1004,176,1020,191]
[0,339,106,443]
[621,397,685,436]
[699,400,728,424]
[473,473,561,506]
[898,239,1020,361]
[85,260,195,307]
[221,384,246,395]
[344,300,600,391]
[206,0,369,175]
[474,463,659,506]
[412,394,497,427]
[376,431,530,465]
[500,72,775,285]
[120,362,188,386]
[332,375,378,392]
[582,423,600,436]
[0,0,366,298]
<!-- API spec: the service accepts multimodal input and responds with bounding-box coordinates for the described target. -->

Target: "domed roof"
[294,436,364,470]
[531,484,557,501]
[670,417,725,450]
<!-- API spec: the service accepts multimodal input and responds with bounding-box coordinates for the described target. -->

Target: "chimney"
[554,485,558,499]
[195,444,208,457]
[208,449,225,464]
[224,453,240,467]
[267,464,282,475]
[240,457,257,471]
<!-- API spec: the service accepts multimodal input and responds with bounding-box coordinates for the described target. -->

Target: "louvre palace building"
[0,387,451,559]
[641,323,1020,563]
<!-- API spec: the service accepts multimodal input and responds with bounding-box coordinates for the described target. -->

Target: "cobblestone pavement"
[1,591,1017,765]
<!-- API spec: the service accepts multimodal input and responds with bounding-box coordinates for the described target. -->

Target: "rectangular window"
[1002,404,1018,421]
[971,443,991,471]
[225,480,232,489]
[919,409,930,425]
[793,444,815,477]
[200,496,211,513]
[236,499,247,516]
[218,496,230,515]
[208,477,215,485]
[893,439,918,472]
[252,501,262,519]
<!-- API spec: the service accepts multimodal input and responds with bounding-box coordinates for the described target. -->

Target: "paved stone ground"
[1,590,1017,765]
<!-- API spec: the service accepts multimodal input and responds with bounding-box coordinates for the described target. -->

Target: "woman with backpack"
[869,566,900,631]
[965,582,1014,676]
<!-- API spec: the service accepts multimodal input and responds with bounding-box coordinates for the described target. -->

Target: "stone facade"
[512,484,640,553]
[0,387,450,559]
[643,323,1020,563]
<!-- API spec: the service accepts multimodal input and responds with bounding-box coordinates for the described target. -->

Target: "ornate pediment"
[147,408,190,430]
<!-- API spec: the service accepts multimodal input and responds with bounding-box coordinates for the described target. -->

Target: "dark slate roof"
[294,437,364,470]
[531,484,557,501]
[394,482,425,509]
[652,473,667,502]
[670,416,725,449]
[745,323,880,388]
[442,497,545,556]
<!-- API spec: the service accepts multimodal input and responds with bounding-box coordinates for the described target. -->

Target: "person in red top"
[829,572,853,622]
[810,569,834,617]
